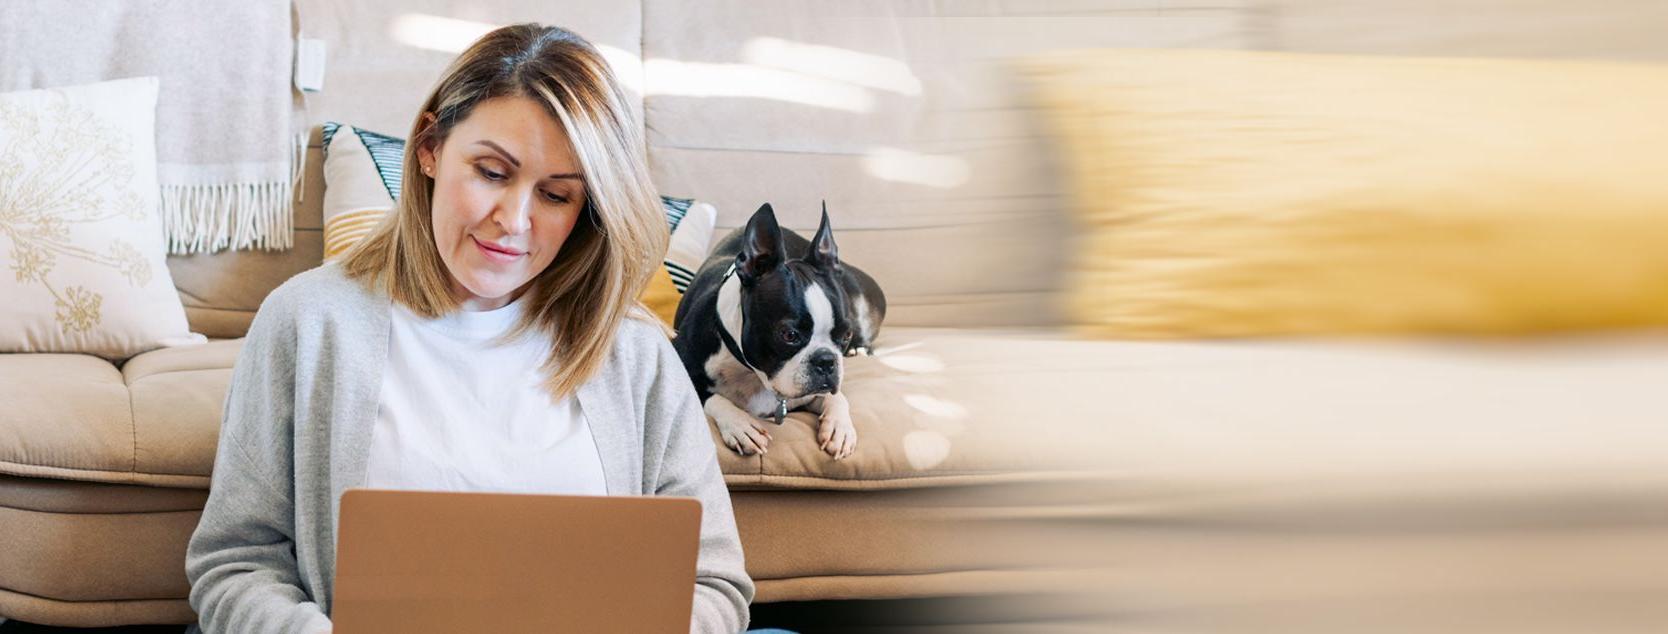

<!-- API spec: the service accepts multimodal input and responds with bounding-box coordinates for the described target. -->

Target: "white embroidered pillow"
[0,77,204,359]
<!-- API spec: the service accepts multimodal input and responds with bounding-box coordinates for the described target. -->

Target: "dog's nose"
[810,350,838,373]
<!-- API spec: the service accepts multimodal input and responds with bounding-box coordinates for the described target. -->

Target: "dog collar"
[718,260,789,424]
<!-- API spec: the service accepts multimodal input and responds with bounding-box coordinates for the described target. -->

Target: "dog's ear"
[805,201,842,271]
[737,203,785,285]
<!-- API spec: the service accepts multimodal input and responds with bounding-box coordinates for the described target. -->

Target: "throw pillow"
[663,200,716,294]
[643,201,717,325]
[319,123,400,260]
[0,77,204,359]
[1020,49,1668,338]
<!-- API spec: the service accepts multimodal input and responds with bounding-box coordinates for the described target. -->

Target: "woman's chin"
[455,272,527,306]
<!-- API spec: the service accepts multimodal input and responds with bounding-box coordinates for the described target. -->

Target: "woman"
[185,24,775,633]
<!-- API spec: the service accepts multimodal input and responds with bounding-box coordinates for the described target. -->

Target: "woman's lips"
[472,236,525,263]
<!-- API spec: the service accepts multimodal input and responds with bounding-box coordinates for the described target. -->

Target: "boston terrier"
[673,203,886,460]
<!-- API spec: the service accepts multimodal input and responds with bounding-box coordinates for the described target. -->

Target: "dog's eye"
[780,328,801,345]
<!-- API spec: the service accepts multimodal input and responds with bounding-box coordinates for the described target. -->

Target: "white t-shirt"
[364,293,608,495]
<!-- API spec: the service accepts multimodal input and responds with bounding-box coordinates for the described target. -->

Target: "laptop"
[332,488,703,633]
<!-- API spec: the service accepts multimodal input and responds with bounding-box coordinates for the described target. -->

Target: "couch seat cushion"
[0,354,136,484]
[719,326,1668,496]
[12,326,1667,499]
[0,340,239,488]
[716,326,1112,490]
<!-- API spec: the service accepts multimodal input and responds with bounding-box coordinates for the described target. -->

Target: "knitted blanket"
[0,0,303,253]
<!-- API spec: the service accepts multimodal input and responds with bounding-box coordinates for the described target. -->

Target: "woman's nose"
[493,187,535,234]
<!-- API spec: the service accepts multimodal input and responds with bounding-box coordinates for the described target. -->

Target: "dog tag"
[773,399,788,424]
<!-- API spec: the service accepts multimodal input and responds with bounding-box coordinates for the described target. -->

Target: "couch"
[6,1,1668,632]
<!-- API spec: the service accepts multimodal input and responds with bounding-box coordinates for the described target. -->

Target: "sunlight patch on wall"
[862,147,971,188]
[742,37,923,96]
[643,59,874,112]
[595,45,643,95]
[388,14,492,53]
[387,14,641,94]
[388,21,895,113]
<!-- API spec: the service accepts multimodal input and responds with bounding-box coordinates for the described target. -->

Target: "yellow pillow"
[639,264,682,328]
[1021,49,1668,337]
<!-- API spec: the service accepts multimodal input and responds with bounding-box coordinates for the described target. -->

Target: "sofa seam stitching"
[0,505,206,516]
[0,460,210,479]
[128,375,139,476]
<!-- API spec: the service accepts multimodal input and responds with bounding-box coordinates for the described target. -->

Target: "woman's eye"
[475,165,506,181]
[542,190,569,204]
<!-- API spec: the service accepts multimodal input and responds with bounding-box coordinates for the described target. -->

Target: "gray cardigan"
[184,263,754,633]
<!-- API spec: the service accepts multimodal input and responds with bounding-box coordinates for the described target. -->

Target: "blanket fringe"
[161,181,294,254]
[160,132,307,255]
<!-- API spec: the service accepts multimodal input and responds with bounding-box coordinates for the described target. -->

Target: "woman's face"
[417,95,587,311]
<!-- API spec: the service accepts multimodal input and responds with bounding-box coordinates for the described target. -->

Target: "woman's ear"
[415,111,440,177]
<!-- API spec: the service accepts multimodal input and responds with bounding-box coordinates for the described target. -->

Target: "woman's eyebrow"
[472,140,583,181]
[473,140,520,167]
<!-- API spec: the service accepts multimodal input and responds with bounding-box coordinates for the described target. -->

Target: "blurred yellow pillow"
[640,265,682,328]
[1021,49,1668,337]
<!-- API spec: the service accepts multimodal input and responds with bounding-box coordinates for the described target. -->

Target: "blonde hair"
[342,23,669,400]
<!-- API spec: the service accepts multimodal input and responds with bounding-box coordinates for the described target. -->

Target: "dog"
[673,203,886,460]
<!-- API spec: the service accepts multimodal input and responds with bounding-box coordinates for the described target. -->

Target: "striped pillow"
[659,194,694,233]
[321,123,403,201]
[663,200,716,294]
[319,122,711,291]
[318,123,395,259]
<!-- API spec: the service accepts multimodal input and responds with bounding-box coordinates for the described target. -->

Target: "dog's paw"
[816,409,858,461]
[716,412,773,456]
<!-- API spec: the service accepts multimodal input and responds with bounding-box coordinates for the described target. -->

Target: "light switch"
[295,38,327,92]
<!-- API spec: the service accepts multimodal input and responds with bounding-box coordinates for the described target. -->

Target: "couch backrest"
[168,0,1668,338]
[639,1,1245,329]
[172,0,1247,337]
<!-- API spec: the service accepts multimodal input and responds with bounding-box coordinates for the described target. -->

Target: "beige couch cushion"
[717,326,1109,489]
[8,326,1667,500]
[0,493,202,603]
[0,472,207,514]
[1,328,1083,491]
[0,472,205,624]
[733,485,1073,600]
[0,341,238,489]
[123,340,242,485]
[721,325,1668,499]
[0,354,135,484]
[0,508,201,623]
